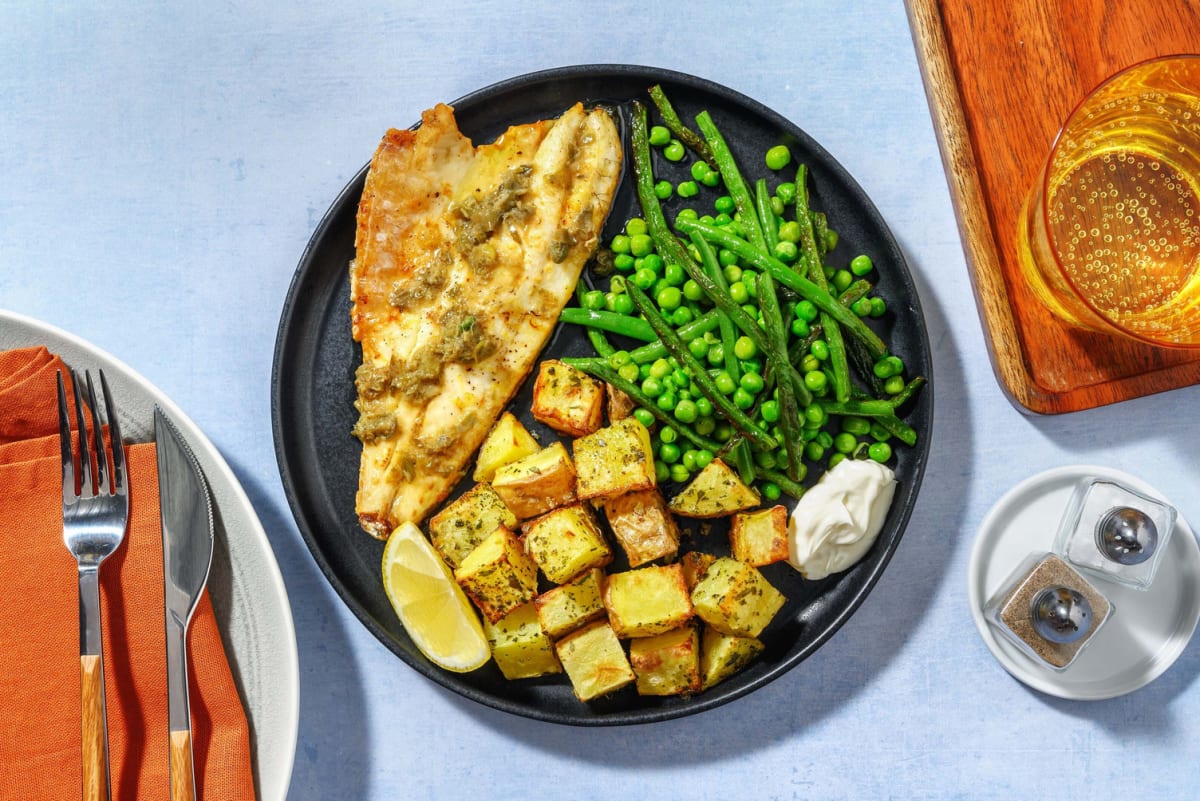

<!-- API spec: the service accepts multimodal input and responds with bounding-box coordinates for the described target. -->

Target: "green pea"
[663,262,685,286]
[833,432,857,454]
[695,416,716,436]
[850,254,874,276]
[660,442,681,463]
[765,145,792,170]
[869,297,887,317]
[694,396,713,417]
[804,441,825,461]
[884,375,905,395]
[714,423,733,442]
[832,269,853,293]
[811,339,830,361]
[639,363,652,380]
[732,387,754,410]
[722,264,743,284]
[682,279,704,302]
[655,460,670,482]
[714,195,735,214]
[649,125,671,147]
[824,228,840,252]
[804,370,827,393]
[612,294,634,315]
[641,376,664,398]
[801,354,821,373]
[754,449,777,469]
[796,300,819,322]
[713,212,734,227]
[728,281,750,304]
[618,363,640,382]
[852,297,873,317]
[687,337,709,360]
[791,317,811,337]
[654,180,674,200]
[656,391,678,412]
[773,241,799,263]
[630,234,654,257]
[608,350,631,368]
[699,169,720,188]
[656,286,683,311]
[873,358,896,379]
[677,180,699,198]
[718,247,739,267]
[869,442,893,463]
[870,422,892,442]
[681,449,699,472]
[776,182,797,204]
[731,336,757,361]
[669,462,691,484]
[804,404,827,426]
[707,344,726,368]
[777,220,802,243]
[695,449,715,470]
[633,407,655,428]
[659,425,678,444]
[761,482,782,501]
[642,254,664,273]
[828,452,846,469]
[671,306,693,327]
[611,254,633,273]
[886,355,905,375]
[674,399,699,424]
[760,399,781,423]
[742,272,757,299]
[676,208,699,223]
[632,267,656,290]
[664,139,686,161]
[714,370,735,395]
[611,234,631,254]
[740,358,762,375]
[739,372,764,394]
[582,289,605,310]
[770,197,785,217]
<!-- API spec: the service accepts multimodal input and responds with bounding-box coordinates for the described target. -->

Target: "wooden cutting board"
[906,0,1200,414]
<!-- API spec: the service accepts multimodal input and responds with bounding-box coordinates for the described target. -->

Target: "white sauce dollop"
[787,458,897,580]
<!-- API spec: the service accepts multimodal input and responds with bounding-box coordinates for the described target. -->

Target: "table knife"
[155,406,214,801]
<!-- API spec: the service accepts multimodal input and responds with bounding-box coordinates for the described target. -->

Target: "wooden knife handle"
[170,729,195,801]
[80,654,109,801]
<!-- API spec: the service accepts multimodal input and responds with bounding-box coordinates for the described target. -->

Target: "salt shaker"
[984,552,1113,671]
[1053,478,1176,590]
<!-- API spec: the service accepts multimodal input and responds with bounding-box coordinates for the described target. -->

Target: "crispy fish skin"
[350,102,623,538]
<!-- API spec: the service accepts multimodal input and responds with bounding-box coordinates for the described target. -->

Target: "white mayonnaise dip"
[787,458,897,580]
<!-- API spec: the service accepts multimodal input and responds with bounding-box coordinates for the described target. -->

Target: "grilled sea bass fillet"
[350,102,623,538]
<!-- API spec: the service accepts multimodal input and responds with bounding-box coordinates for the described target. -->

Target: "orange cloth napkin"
[0,347,256,800]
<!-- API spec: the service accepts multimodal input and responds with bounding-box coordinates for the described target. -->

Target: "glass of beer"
[1018,55,1200,347]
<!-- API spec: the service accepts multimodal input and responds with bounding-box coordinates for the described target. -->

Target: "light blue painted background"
[4,2,1200,799]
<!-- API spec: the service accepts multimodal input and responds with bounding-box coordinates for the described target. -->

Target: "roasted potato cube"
[690,557,786,638]
[678,551,717,591]
[600,488,680,567]
[429,483,517,568]
[572,417,656,501]
[482,602,562,680]
[491,441,577,520]
[699,625,765,690]
[629,625,702,697]
[531,359,604,437]
[605,382,636,422]
[602,564,693,638]
[534,567,606,639]
[729,505,790,567]
[522,503,612,584]
[555,620,635,702]
[474,411,541,483]
[454,526,538,623]
[667,458,760,518]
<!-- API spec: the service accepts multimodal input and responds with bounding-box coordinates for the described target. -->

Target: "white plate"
[0,309,298,800]
[967,464,1200,700]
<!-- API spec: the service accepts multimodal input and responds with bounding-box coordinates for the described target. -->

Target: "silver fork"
[57,369,129,801]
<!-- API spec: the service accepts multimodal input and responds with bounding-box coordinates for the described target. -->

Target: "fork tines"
[56,369,126,501]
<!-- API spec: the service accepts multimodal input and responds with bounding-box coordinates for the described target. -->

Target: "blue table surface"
[5,3,1200,799]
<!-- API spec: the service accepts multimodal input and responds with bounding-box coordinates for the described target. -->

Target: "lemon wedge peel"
[381,522,491,673]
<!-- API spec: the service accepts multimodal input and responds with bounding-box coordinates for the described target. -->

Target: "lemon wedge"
[381,521,491,672]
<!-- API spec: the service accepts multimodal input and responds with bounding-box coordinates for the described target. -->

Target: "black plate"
[271,65,933,725]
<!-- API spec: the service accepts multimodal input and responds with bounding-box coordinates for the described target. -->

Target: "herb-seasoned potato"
[602,563,694,638]
[572,417,656,502]
[534,567,606,639]
[473,411,541,483]
[629,625,702,697]
[729,505,789,567]
[690,557,786,638]
[490,440,577,520]
[428,483,518,568]
[699,625,765,690]
[482,602,562,680]
[555,620,636,702]
[678,551,717,591]
[454,525,538,623]
[667,458,760,518]
[531,359,605,437]
[522,502,612,584]
[600,488,680,567]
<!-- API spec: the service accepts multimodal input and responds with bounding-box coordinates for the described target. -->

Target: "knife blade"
[155,406,214,801]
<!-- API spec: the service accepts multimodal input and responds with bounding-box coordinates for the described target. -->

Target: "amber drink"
[1019,56,1200,346]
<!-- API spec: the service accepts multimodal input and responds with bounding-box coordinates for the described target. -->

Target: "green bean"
[865,414,918,447]
[630,101,697,282]
[844,331,888,397]
[559,308,656,342]
[889,375,927,408]
[755,178,779,254]
[819,398,897,417]
[628,309,722,364]
[626,282,777,452]
[838,279,873,309]
[694,110,767,253]
[562,357,722,452]
[648,84,716,168]
[573,282,616,357]
[757,271,805,482]
[793,165,850,402]
[676,219,888,359]
[755,466,806,499]
[692,234,742,383]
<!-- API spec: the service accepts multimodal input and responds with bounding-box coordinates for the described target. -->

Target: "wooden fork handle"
[170,729,196,801]
[80,654,109,801]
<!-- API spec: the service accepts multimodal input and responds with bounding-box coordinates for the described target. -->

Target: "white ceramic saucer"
[968,465,1200,700]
